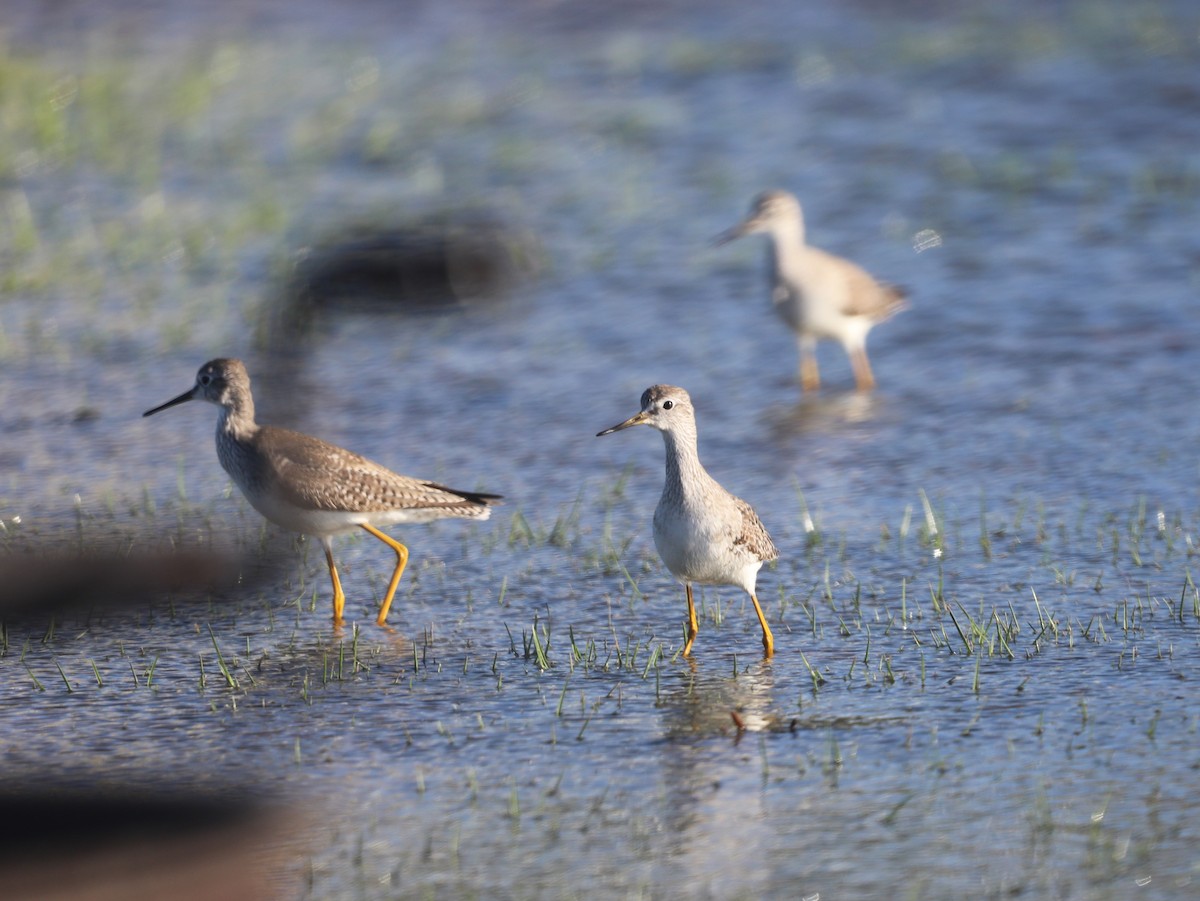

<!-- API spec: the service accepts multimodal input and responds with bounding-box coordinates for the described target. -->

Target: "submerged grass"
[2,8,1200,897]
[6,479,1198,895]
[26,465,1175,706]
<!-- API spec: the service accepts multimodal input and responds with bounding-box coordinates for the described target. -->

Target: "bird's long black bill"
[143,389,196,417]
[711,224,749,247]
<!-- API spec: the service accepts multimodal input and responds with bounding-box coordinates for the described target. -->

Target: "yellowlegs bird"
[144,358,500,626]
[715,189,907,392]
[597,385,776,656]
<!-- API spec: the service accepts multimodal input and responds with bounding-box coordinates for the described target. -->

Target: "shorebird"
[597,385,776,656]
[144,358,500,626]
[715,189,907,392]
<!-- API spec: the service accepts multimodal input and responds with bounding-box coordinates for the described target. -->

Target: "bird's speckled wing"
[256,425,497,515]
[730,496,778,564]
[807,247,908,321]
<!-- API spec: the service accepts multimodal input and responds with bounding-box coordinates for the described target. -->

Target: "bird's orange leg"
[850,347,876,392]
[750,593,774,657]
[682,583,699,656]
[323,543,346,625]
[362,524,410,626]
[800,339,820,392]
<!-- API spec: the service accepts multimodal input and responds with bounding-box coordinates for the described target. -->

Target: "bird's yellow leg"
[682,583,699,656]
[750,593,775,657]
[323,544,345,625]
[850,347,876,392]
[362,524,410,626]
[800,342,820,392]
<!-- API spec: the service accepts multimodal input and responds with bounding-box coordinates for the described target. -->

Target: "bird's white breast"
[653,495,762,593]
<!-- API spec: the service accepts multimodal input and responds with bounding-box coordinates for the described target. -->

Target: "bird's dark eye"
[662,400,674,410]
[199,374,211,386]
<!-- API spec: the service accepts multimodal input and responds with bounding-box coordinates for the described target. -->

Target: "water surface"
[1,1,1199,898]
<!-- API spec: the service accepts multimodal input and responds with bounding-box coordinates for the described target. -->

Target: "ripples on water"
[0,1,1198,897]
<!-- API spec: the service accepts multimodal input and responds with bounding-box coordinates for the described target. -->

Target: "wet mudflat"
[0,1,1198,897]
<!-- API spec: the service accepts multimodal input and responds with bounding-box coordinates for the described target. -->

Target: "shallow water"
[1,1,1200,898]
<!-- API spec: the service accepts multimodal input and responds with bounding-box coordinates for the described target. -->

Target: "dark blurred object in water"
[0,788,299,901]
[0,545,277,620]
[270,211,540,339]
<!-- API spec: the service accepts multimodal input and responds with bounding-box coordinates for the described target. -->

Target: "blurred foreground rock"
[267,210,540,343]
[0,790,301,901]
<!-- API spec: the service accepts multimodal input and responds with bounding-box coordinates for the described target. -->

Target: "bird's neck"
[765,216,807,285]
[217,393,258,443]
[662,426,709,497]
[764,209,806,252]
[214,398,261,491]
